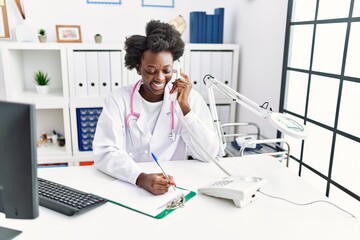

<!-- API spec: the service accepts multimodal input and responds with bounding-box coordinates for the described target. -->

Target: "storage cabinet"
[0,42,239,165]
[0,44,68,102]
[184,44,239,130]
[0,43,72,164]
[36,106,72,164]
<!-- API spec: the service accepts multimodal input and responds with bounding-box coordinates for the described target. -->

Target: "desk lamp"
[173,74,308,208]
[202,74,309,157]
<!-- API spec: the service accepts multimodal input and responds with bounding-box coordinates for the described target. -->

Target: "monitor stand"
[0,225,22,239]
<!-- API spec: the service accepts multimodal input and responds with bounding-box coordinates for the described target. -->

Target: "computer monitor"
[0,101,39,219]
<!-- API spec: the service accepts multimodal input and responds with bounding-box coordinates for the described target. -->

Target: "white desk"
[1,155,360,240]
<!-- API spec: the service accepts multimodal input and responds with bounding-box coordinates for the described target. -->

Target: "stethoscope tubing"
[125,80,176,140]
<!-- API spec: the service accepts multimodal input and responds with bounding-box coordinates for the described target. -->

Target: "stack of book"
[190,8,224,43]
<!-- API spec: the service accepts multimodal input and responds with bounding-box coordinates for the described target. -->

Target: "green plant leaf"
[38,28,46,36]
[33,70,51,86]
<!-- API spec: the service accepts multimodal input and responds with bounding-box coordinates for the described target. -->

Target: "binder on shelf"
[190,11,199,43]
[210,51,223,84]
[199,11,207,43]
[189,11,206,43]
[189,51,202,93]
[190,8,224,43]
[110,51,122,91]
[212,13,221,43]
[95,179,196,219]
[86,51,100,97]
[206,14,214,43]
[214,8,224,43]
[199,51,212,96]
[221,51,233,87]
[73,51,88,97]
[97,51,111,96]
[126,69,140,85]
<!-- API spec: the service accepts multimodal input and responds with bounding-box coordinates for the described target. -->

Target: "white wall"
[5,0,239,43]
[235,0,288,138]
[4,0,288,138]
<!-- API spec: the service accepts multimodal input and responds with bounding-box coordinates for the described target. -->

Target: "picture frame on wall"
[0,0,10,39]
[56,25,82,43]
[87,0,121,4]
[142,0,174,8]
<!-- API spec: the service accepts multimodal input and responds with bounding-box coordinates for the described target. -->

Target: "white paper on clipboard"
[95,179,190,216]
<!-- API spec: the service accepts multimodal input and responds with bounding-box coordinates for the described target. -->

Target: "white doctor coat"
[93,81,219,185]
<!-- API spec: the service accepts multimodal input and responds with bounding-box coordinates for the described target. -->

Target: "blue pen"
[151,152,176,190]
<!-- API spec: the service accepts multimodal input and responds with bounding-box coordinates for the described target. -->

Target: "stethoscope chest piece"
[169,130,176,141]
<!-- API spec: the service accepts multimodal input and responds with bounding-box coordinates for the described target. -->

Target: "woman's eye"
[145,70,171,75]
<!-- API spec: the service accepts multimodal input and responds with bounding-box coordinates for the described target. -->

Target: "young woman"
[93,20,219,195]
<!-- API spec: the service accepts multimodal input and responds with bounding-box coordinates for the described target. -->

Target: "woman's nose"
[155,72,166,81]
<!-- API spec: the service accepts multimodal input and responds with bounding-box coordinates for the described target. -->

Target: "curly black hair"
[124,20,185,70]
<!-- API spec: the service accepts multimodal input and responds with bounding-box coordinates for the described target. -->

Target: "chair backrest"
[218,122,260,157]
[220,122,291,167]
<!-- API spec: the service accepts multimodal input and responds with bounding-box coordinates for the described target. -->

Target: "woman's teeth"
[152,82,165,89]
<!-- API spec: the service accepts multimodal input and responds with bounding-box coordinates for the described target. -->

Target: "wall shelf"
[0,42,239,165]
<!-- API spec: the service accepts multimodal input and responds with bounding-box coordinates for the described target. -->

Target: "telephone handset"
[170,60,183,102]
[198,175,267,208]
[174,60,181,79]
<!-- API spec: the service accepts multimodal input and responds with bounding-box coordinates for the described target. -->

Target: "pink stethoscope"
[125,80,176,141]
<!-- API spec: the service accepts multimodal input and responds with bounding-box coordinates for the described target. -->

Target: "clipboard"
[94,180,196,219]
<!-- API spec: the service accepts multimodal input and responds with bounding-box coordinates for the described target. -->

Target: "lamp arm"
[202,74,309,140]
[206,81,227,157]
[203,75,272,119]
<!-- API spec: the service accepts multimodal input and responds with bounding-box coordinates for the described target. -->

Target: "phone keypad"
[209,179,234,188]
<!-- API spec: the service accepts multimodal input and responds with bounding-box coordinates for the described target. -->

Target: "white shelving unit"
[35,105,72,164]
[0,42,239,165]
[0,43,73,165]
[184,44,239,132]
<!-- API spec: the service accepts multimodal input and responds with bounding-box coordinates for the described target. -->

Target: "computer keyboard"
[38,177,107,216]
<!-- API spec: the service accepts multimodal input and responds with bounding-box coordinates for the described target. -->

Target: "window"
[280,0,360,217]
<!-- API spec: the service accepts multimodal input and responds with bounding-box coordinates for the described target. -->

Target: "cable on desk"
[258,190,356,219]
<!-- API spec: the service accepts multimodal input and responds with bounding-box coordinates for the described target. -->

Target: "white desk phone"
[198,176,267,208]
[172,60,267,208]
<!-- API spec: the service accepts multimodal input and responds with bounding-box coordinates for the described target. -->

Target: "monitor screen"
[0,101,39,219]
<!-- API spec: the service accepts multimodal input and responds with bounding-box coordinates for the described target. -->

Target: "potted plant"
[94,33,102,43]
[38,28,47,43]
[33,70,51,94]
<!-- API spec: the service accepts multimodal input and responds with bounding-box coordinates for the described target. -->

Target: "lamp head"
[268,112,309,139]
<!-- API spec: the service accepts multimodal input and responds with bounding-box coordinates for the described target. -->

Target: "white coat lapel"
[151,85,178,147]
[133,85,151,139]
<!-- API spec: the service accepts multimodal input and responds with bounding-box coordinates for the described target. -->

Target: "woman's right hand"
[136,172,176,195]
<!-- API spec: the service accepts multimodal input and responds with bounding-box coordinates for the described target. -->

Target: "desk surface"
[1,155,359,240]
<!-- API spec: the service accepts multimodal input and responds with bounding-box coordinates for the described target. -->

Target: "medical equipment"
[125,80,141,129]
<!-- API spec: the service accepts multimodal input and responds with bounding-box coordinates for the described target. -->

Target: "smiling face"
[137,50,174,102]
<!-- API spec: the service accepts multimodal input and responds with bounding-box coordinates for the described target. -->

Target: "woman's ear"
[136,65,141,75]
